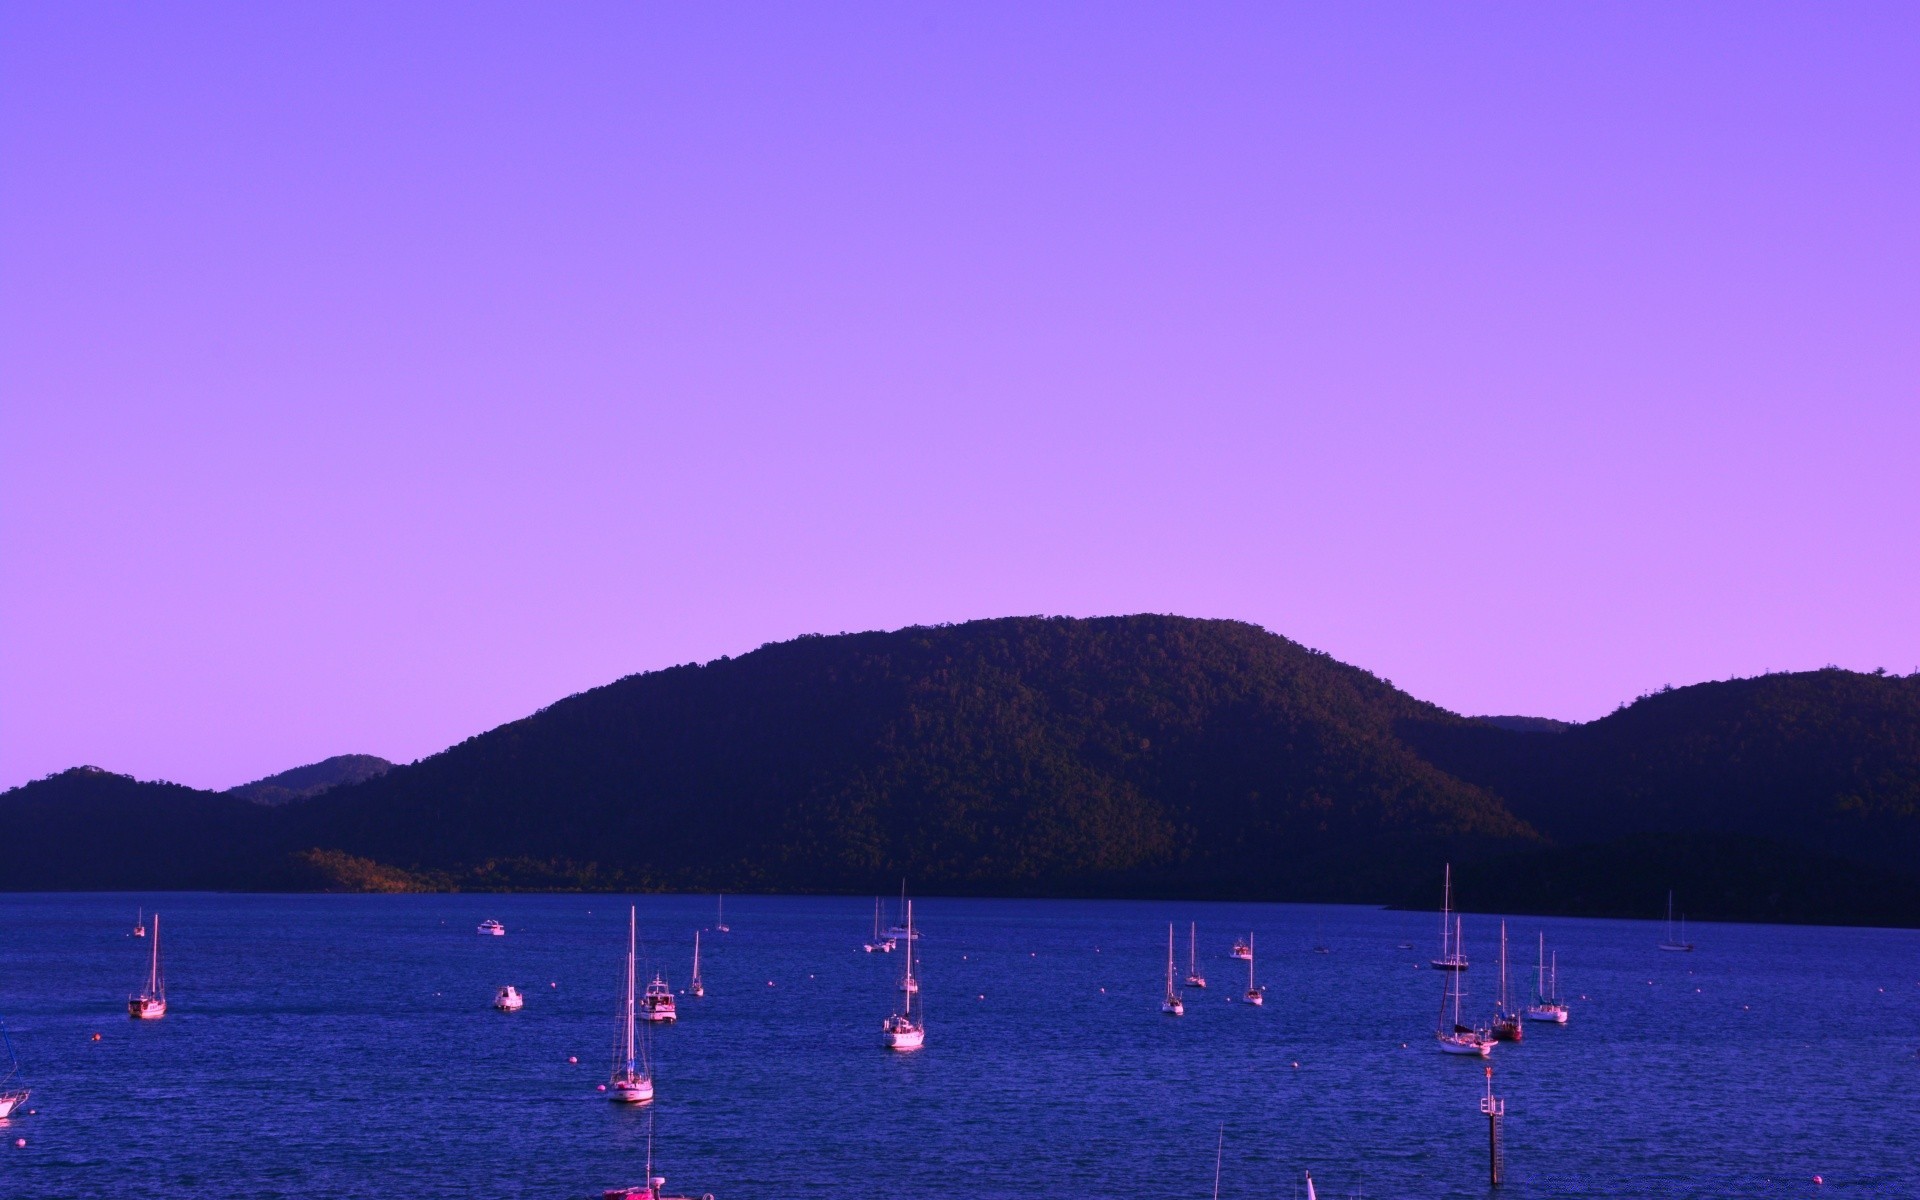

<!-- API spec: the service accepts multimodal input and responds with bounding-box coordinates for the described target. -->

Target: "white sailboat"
[882,901,925,1050]
[863,897,896,953]
[1161,924,1185,1015]
[1436,917,1492,1055]
[132,907,146,938]
[689,930,705,998]
[1431,864,1468,970]
[1526,932,1569,1023]
[883,880,921,941]
[609,906,655,1103]
[1243,934,1264,1006]
[1184,920,1207,989]
[714,894,729,934]
[127,911,166,1019]
[1658,891,1694,951]
[0,1016,27,1119]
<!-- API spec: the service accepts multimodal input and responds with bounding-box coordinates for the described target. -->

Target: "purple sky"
[3,3,1916,792]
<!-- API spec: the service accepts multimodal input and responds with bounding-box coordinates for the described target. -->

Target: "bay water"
[0,893,1913,1198]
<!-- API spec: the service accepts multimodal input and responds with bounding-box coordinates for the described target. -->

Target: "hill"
[228,754,393,805]
[4,616,1919,924]
[282,616,1535,899]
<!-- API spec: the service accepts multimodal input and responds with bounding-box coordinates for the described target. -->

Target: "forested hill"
[5,616,1919,924]
[281,616,1534,899]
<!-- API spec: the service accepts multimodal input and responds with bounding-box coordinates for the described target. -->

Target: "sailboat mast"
[904,901,916,1017]
[1537,932,1546,1000]
[1246,934,1255,991]
[1441,864,1452,960]
[1167,924,1175,994]
[1452,917,1464,1027]
[1189,921,1197,976]
[150,913,162,995]
[1498,921,1509,1012]
[625,907,638,1074]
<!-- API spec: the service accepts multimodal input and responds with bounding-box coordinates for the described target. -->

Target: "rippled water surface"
[0,893,1914,1198]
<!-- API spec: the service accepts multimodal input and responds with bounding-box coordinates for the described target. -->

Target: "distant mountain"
[228,754,393,805]
[5,617,1919,926]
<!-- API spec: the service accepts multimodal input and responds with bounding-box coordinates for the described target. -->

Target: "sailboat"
[128,911,167,1019]
[714,894,729,934]
[601,1108,706,1200]
[1658,891,1694,951]
[609,907,656,1103]
[0,1015,27,1119]
[1161,924,1185,1015]
[882,901,925,1050]
[1435,917,1493,1056]
[1184,921,1207,989]
[132,908,146,938]
[1243,934,1264,1006]
[863,898,896,953]
[1431,864,1468,970]
[883,880,921,941]
[1526,932,1569,1023]
[1490,921,1523,1042]
[689,931,705,998]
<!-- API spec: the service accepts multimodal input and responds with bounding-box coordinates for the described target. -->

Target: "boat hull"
[1657,943,1694,952]
[1430,958,1469,971]
[641,1009,677,1023]
[1526,1005,1569,1024]
[609,1079,655,1103]
[1161,1000,1184,1016]
[128,997,166,1019]
[884,1029,925,1050]
[1244,991,1264,1006]
[0,1091,26,1119]
[1437,1034,1492,1056]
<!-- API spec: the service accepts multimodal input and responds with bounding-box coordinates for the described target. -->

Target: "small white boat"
[1526,933,1569,1023]
[642,973,677,1023]
[1230,936,1252,961]
[128,912,167,1019]
[1161,923,1185,1015]
[477,919,506,936]
[1658,891,1694,952]
[1431,864,1468,970]
[610,906,655,1103]
[494,985,524,1011]
[132,907,147,938]
[688,930,705,998]
[0,1015,28,1119]
[1436,916,1493,1056]
[1243,934,1264,1006]
[883,901,925,1050]
[714,894,729,934]
[1184,921,1206,989]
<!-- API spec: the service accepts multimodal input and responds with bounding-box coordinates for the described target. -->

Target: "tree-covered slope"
[287,615,1535,898]
[228,753,393,805]
[1405,669,1920,873]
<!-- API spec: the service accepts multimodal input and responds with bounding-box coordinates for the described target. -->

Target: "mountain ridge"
[5,615,1917,924]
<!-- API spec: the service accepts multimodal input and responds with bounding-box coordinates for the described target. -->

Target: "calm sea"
[0,893,1912,1198]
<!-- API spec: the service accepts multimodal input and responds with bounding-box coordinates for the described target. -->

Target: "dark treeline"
[6,616,1919,925]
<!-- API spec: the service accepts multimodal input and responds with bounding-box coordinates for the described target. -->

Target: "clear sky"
[3,3,1915,791]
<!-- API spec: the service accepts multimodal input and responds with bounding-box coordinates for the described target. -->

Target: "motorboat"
[494,985,524,1011]
[642,974,678,1023]
[478,919,506,936]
